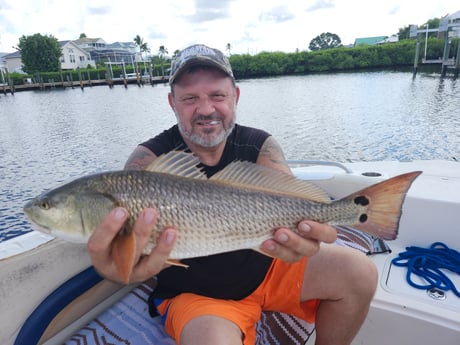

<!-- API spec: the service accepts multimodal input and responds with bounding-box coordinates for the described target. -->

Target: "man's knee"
[301,245,378,302]
[181,315,243,345]
[346,250,378,299]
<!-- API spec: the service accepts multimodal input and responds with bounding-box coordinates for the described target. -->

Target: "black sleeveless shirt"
[140,124,273,300]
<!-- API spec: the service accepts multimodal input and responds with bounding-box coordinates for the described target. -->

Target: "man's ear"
[235,85,241,105]
[168,92,175,111]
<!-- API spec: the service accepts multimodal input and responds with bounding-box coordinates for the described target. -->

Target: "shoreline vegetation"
[1,38,457,93]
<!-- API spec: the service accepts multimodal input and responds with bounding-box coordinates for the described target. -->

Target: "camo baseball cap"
[169,44,234,85]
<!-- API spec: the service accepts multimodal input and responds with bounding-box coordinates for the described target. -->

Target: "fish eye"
[39,198,50,210]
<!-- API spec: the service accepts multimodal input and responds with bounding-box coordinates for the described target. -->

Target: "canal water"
[0,71,459,243]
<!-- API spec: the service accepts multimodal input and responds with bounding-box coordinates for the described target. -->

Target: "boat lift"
[411,15,460,77]
[104,56,155,88]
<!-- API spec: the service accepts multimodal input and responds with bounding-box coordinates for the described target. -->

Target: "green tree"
[400,17,442,40]
[18,33,61,73]
[133,35,150,57]
[309,32,342,51]
[421,18,441,38]
[398,25,411,40]
[158,45,168,76]
[79,33,87,39]
[133,35,150,74]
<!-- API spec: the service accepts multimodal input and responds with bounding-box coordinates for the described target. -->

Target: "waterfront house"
[354,36,388,47]
[1,41,95,73]
[59,40,95,69]
[449,10,460,37]
[376,35,399,44]
[73,37,107,52]
[2,50,22,73]
[72,37,139,66]
[89,41,139,65]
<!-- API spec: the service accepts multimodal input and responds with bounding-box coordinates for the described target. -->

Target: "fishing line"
[392,242,460,297]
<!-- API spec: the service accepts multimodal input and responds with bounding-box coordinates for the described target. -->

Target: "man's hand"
[87,207,176,284]
[260,220,337,262]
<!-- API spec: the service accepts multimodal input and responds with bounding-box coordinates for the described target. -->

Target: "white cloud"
[0,0,455,54]
[305,0,336,12]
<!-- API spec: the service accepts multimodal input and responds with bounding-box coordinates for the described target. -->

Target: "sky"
[0,0,456,55]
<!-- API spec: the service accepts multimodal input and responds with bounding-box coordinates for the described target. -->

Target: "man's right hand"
[87,207,177,284]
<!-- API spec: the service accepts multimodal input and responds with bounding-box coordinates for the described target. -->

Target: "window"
[70,54,76,63]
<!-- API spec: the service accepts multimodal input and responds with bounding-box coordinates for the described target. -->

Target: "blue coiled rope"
[392,242,460,297]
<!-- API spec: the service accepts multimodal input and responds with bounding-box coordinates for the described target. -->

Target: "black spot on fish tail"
[359,214,368,223]
[354,195,369,206]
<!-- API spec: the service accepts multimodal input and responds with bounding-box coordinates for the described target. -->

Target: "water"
[0,71,459,242]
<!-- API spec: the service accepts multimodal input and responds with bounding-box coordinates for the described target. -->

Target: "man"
[88,44,377,345]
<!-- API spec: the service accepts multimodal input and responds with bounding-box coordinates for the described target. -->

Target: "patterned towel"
[335,226,391,255]
[65,279,314,345]
[66,227,388,345]
[65,279,175,345]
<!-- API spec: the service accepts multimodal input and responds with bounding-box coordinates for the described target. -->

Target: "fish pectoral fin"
[112,231,136,284]
[165,259,189,268]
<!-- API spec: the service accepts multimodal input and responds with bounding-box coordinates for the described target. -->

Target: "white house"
[449,10,460,37]
[2,50,22,73]
[72,37,107,52]
[59,40,95,69]
[376,35,399,44]
[1,40,95,73]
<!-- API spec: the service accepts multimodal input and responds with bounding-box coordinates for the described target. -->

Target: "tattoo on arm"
[124,147,156,170]
[259,136,290,171]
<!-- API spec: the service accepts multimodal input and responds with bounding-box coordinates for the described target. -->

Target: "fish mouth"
[23,199,52,234]
[32,224,52,235]
[23,216,53,235]
[23,202,36,222]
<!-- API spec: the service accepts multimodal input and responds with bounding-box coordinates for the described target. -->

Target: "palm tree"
[133,35,150,74]
[158,45,169,76]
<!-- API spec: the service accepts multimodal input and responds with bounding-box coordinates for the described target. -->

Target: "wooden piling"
[413,34,421,77]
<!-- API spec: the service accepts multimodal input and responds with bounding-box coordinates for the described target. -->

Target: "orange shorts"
[155,257,319,345]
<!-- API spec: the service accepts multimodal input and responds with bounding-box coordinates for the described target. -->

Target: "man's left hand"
[260,221,337,262]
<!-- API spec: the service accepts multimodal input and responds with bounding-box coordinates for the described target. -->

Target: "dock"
[0,75,169,95]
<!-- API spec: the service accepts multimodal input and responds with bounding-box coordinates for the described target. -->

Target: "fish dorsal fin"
[145,151,207,179]
[211,161,331,203]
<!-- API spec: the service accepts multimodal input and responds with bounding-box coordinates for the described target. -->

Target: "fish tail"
[345,171,421,240]
[112,231,136,284]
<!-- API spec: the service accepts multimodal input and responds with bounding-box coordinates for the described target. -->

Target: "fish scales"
[95,171,326,258]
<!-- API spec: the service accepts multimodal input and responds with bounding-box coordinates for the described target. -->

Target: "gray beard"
[177,113,236,148]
